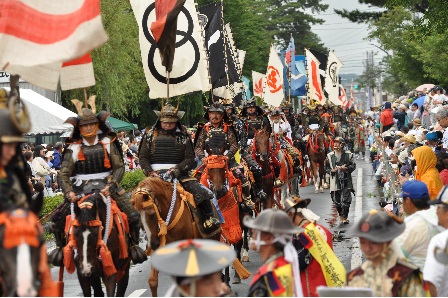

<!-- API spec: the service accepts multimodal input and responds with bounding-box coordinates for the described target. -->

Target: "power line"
[324,26,368,45]
[311,8,385,16]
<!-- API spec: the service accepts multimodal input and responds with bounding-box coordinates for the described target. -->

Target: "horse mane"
[133,178,174,211]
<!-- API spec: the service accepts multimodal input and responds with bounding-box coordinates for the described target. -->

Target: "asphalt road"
[50,155,381,296]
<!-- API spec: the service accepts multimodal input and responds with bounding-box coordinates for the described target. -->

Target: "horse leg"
[224,266,231,288]
[76,273,93,297]
[242,227,250,262]
[90,275,104,297]
[319,163,325,193]
[116,266,130,297]
[232,240,243,284]
[310,162,319,193]
[102,274,117,297]
[148,267,159,297]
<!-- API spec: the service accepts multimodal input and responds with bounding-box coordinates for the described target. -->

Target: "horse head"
[0,209,44,297]
[73,191,103,277]
[317,131,326,153]
[254,128,270,161]
[204,145,228,198]
[131,178,174,251]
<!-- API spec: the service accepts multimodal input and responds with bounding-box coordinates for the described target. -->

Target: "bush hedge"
[39,194,64,219]
[120,169,146,191]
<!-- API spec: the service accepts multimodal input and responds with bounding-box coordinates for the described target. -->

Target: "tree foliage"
[337,0,448,96]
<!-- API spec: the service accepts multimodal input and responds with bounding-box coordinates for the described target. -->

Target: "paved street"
[51,155,382,296]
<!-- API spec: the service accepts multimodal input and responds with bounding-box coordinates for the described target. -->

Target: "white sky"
[308,0,386,74]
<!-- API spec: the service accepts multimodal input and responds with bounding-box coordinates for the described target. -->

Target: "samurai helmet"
[154,103,185,123]
[244,209,300,235]
[0,88,30,143]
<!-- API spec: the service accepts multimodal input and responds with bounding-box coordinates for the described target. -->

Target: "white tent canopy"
[4,88,76,135]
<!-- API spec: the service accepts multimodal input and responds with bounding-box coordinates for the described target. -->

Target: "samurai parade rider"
[234,97,270,201]
[138,104,220,232]
[0,86,58,296]
[0,87,44,213]
[194,102,256,210]
[48,102,147,266]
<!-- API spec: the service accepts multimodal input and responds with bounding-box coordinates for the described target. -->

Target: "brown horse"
[65,190,130,297]
[251,129,275,209]
[307,130,327,193]
[131,175,222,296]
[0,208,58,297]
[200,147,251,286]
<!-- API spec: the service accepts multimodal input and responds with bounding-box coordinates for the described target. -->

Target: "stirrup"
[203,217,220,231]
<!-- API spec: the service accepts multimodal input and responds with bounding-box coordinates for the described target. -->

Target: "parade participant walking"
[380,102,395,133]
[412,145,443,200]
[235,98,270,201]
[49,101,147,266]
[139,103,220,232]
[195,102,255,209]
[424,187,448,296]
[326,137,356,224]
[244,209,303,296]
[151,239,235,297]
[347,210,428,297]
[284,196,346,296]
[396,180,439,269]
[354,118,366,160]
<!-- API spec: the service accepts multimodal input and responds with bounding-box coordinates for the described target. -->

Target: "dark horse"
[131,175,221,296]
[251,128,275,209]
[199,147,251,286]
[66,187,130,297]
[0,208,58,297]
[307,130,328,193]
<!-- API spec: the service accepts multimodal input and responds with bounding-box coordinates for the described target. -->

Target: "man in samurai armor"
[280,102,296,132]
[48,100,147,266]
[325,137,356,224]
[0,86,58,296]
[139,103,220,232]
[0,87,44,213]
[332,105,347,126]
[270,108,301,175]
[194,102,255,210]
[234,97,270,201]
[302,106,322,143]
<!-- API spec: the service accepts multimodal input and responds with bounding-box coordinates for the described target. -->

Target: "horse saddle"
[72,179,106,194]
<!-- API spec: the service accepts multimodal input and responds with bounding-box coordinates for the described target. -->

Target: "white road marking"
[128,289,147,297]
[351,167,363,271]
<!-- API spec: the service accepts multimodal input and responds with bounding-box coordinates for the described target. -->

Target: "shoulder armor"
[347,267,364,281]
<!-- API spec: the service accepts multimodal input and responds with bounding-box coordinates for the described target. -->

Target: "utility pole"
[371,50,375,106]
[366,51,370,110]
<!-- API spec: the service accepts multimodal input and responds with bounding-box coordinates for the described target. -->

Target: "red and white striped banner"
[0,0,108,90]
[61,54,95,90]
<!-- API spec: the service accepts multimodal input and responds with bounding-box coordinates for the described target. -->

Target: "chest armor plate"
[246,118,262,139]
[74,143,108,175]
[205,127,228,154]
[150,133,186,165]
[333,114,344,122]
[308,116,320,125]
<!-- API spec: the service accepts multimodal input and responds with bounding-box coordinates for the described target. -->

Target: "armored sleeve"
[194,127,207,159]
[138,132,154,176]
[226,128,238,158]
[236,120,248,152]
[58,148,75,195]
[174,134,196,175]
[109,141,125,188]
[346,152,356,173]
[325,154,333,176]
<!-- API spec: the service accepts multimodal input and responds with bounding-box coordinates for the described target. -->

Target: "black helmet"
[240,97,263,117]
[0,88,30,143]
[334,137,345,144]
